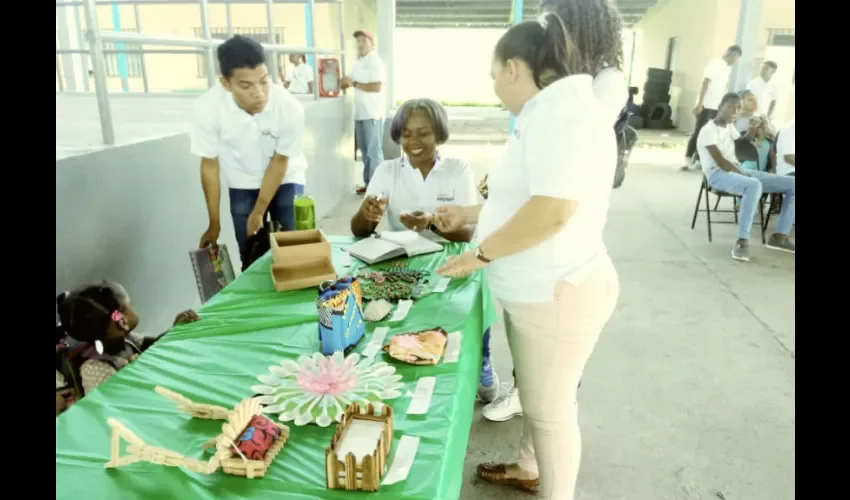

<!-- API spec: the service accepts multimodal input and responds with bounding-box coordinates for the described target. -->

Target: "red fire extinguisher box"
[318,57,341,98]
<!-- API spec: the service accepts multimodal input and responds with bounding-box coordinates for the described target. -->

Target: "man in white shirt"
[697,92,795,261]
[775,120,795,176]
[281,53,314,95]
[746,61,778,118]
[191,35,309,267]
[685,45,742,169]
[340,30,386,195]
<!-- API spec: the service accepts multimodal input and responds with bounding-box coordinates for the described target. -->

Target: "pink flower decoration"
[296,357,357,396]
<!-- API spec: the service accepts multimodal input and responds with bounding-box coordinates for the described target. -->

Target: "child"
[56,280,200,396]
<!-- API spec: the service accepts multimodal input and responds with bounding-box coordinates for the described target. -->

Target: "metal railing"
[56,0,346,146]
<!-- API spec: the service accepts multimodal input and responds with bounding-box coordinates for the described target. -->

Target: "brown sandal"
[477,462,540,494]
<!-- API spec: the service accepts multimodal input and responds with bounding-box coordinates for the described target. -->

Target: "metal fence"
[56,0,346,146]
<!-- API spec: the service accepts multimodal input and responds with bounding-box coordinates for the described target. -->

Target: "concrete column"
[376,0,396,114]
[56,5,86,91]
[730,0,762,91]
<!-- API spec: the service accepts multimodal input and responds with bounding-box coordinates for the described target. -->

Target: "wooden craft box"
[268,229,337,291]
[104,386,289,480]
[325,403,394,492]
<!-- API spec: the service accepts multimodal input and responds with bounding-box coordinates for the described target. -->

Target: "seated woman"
[735,90,775,173]
[56,280,200,398]
[350,98,500,402]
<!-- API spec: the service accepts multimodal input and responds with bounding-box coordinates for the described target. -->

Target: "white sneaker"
[482,387,523,422]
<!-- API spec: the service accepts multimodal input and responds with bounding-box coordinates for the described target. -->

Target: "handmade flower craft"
[252,352,404,427]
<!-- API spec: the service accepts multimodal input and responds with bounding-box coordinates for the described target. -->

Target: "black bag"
[613,107,638,189]
[241,216,282,272]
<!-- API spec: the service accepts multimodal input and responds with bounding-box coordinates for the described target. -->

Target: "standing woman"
[435,11,620,500]
[482,0,627,425]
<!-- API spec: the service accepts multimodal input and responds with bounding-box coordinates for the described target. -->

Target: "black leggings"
[685,108,719,159]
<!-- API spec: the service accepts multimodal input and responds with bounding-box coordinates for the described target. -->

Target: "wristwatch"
[475,247,491,263]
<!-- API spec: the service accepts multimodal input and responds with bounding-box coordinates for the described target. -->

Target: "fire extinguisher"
[318,57,341,98]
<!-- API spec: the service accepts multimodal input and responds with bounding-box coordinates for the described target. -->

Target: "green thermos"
[294,194,316,230]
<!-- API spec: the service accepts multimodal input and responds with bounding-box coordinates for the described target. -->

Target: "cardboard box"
[268,229,337,291]
[269,229,331,264]
[270,256,337,292]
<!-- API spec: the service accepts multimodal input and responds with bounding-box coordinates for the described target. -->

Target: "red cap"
[353,30,375,42]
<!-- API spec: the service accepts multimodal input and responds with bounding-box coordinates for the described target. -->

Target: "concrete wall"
[631,0,795,131]
[56,96,355,334]
[630,0,723,133]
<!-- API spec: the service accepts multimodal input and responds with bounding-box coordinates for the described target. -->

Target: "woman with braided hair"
[55,280,200,398]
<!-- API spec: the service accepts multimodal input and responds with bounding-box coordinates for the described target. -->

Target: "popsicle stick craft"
[104,386,289,479]
[326,402,394,492]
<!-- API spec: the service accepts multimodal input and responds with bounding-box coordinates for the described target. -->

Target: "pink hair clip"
[111,310,124,323]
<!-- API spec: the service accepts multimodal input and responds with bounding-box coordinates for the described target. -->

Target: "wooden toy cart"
[325,403,394,492]
[104,386,289,479]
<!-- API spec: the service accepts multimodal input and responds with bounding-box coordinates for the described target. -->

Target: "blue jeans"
[482,328,491,359]
[708,169,795,240]
[355,119,384,185]
[230,183,304,262]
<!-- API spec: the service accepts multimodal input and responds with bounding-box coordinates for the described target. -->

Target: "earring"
[95,340,104,355]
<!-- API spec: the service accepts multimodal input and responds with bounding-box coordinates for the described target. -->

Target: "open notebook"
[347,231,444,265]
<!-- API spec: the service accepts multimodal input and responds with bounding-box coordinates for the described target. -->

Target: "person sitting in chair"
[776,120,795,177]
[735,91,774,173]
[697,92,795,261]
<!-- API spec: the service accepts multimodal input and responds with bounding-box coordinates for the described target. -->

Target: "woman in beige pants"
[435,11,620,500]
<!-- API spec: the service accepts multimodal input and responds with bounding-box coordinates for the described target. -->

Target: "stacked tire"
[640,68,674,130]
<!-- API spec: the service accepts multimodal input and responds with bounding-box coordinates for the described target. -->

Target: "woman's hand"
[436,250,486,278]
[174,309,201,326]
[360,195,388,223]
[399,211,433,232]
[434,205,467,233]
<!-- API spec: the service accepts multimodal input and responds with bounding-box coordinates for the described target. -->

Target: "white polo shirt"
[593,67,628,126]
[746,77,778,113]
[366,155,477,231]
[696,121,740,180]
[775,120,795,176]
[191,84,309,189]
[701,58,732,110]
[348,51,386,120]
[476,75,617,303]
[286,63,314,94]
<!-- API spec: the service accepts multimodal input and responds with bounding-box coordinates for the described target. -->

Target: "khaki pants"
[498,256,619,500]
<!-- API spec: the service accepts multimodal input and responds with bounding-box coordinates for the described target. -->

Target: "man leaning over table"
[341,29,386,195]
[192,35,309,269]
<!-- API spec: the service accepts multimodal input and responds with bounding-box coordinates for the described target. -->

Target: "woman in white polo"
[435,12,620,500]
[349,98,502,402]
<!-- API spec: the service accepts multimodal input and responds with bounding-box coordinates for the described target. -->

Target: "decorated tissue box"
[317,277,366,355]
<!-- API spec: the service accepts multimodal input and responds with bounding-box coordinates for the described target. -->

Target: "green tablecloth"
[56,236,496,500]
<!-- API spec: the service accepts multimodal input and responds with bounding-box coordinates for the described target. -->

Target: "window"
[194,27,286,78]
[103,40,144,78]
[768,29,795,47]
[84,29,144,78]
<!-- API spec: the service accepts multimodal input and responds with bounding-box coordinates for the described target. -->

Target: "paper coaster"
[443,331,461,363]
[362,326,389,358]
[382,435,421,485]
[390,300,413,322]
[432,276,450,293]
[406,376,435,415]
